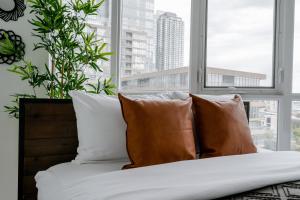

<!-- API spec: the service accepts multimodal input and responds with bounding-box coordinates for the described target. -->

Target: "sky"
[155,0,275,87]
[294,1,300,93]
[206,0,274,87]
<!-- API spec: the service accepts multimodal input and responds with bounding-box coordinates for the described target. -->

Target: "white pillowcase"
[70,91,127,163]
[70,91,184,164]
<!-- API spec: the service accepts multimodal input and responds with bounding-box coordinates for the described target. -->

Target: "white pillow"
[70,91,183,163]
[70,91,128,163]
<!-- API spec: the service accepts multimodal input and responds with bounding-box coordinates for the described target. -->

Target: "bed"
[19,98,300,200]
[35,151,300,200]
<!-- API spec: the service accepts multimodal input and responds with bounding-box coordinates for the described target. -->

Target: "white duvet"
[37,151,300,200]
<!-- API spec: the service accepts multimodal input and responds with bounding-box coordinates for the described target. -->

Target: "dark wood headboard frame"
[19,98,78,200]
[18,98,250,200]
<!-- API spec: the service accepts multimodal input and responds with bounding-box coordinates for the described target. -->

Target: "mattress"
[35,159,129,200]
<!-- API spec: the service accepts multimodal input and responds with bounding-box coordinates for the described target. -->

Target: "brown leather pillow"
[190,94,257,158]
[118,93,196,169]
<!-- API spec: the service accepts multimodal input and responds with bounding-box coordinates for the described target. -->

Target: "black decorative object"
[0,29,25,64]
[0,0,26,22]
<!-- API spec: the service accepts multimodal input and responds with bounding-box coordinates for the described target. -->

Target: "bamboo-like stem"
[50,59,55,99]
[61,62,64,98]
[32,87,37,97]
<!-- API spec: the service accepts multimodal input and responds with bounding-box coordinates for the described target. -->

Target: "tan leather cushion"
[118,93,196,169]
[190,94,257,158]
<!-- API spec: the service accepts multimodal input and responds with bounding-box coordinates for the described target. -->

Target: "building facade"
[120,66,266,93]
[121,0,156,76]
[156,12,184,71]
[86,0,156,77]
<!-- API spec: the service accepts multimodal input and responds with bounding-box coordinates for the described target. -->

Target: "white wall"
[0,1,48,199]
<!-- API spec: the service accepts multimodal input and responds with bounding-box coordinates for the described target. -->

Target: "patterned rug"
[220,181,300,200]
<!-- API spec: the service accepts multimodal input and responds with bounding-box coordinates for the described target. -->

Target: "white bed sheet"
[35,159,129,200]
[36,148,269,200]
[60,151,300,200]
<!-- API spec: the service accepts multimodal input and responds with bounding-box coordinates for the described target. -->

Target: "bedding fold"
[58,151,300,200]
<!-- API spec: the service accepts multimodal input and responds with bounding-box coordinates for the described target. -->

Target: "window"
[119,0,191,93]
[206,0,275,88]
[98,0,298,151]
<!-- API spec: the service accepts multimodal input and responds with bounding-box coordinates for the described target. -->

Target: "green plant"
[3,0,115,118]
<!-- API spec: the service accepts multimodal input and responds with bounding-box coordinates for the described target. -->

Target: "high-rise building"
[86,0,156,78]
[156,12,184,71]
[121,0,156,76]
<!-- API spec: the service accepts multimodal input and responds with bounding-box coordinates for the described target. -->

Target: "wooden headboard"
[19,99,78,200]
[18,98,250,200]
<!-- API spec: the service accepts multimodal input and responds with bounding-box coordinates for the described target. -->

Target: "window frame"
[108,0,297,151]
[195,0,281,95]
[203,0,278,90]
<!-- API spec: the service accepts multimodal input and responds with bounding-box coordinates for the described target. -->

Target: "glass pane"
[85,0,111,83]
[291,101,300,150]
[293,1,300,93]
[249,100,278,150]
[120,0,191,93]
[206,0,274,88]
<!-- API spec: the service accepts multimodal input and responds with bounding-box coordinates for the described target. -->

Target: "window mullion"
[276,0,295,150]
[111,0,122,90]
[190,0,206,93]
[278,97,292,150]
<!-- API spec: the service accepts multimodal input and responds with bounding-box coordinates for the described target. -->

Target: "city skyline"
[88,0,274,86]
[87,0,190,77]
[85,0,277,91]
